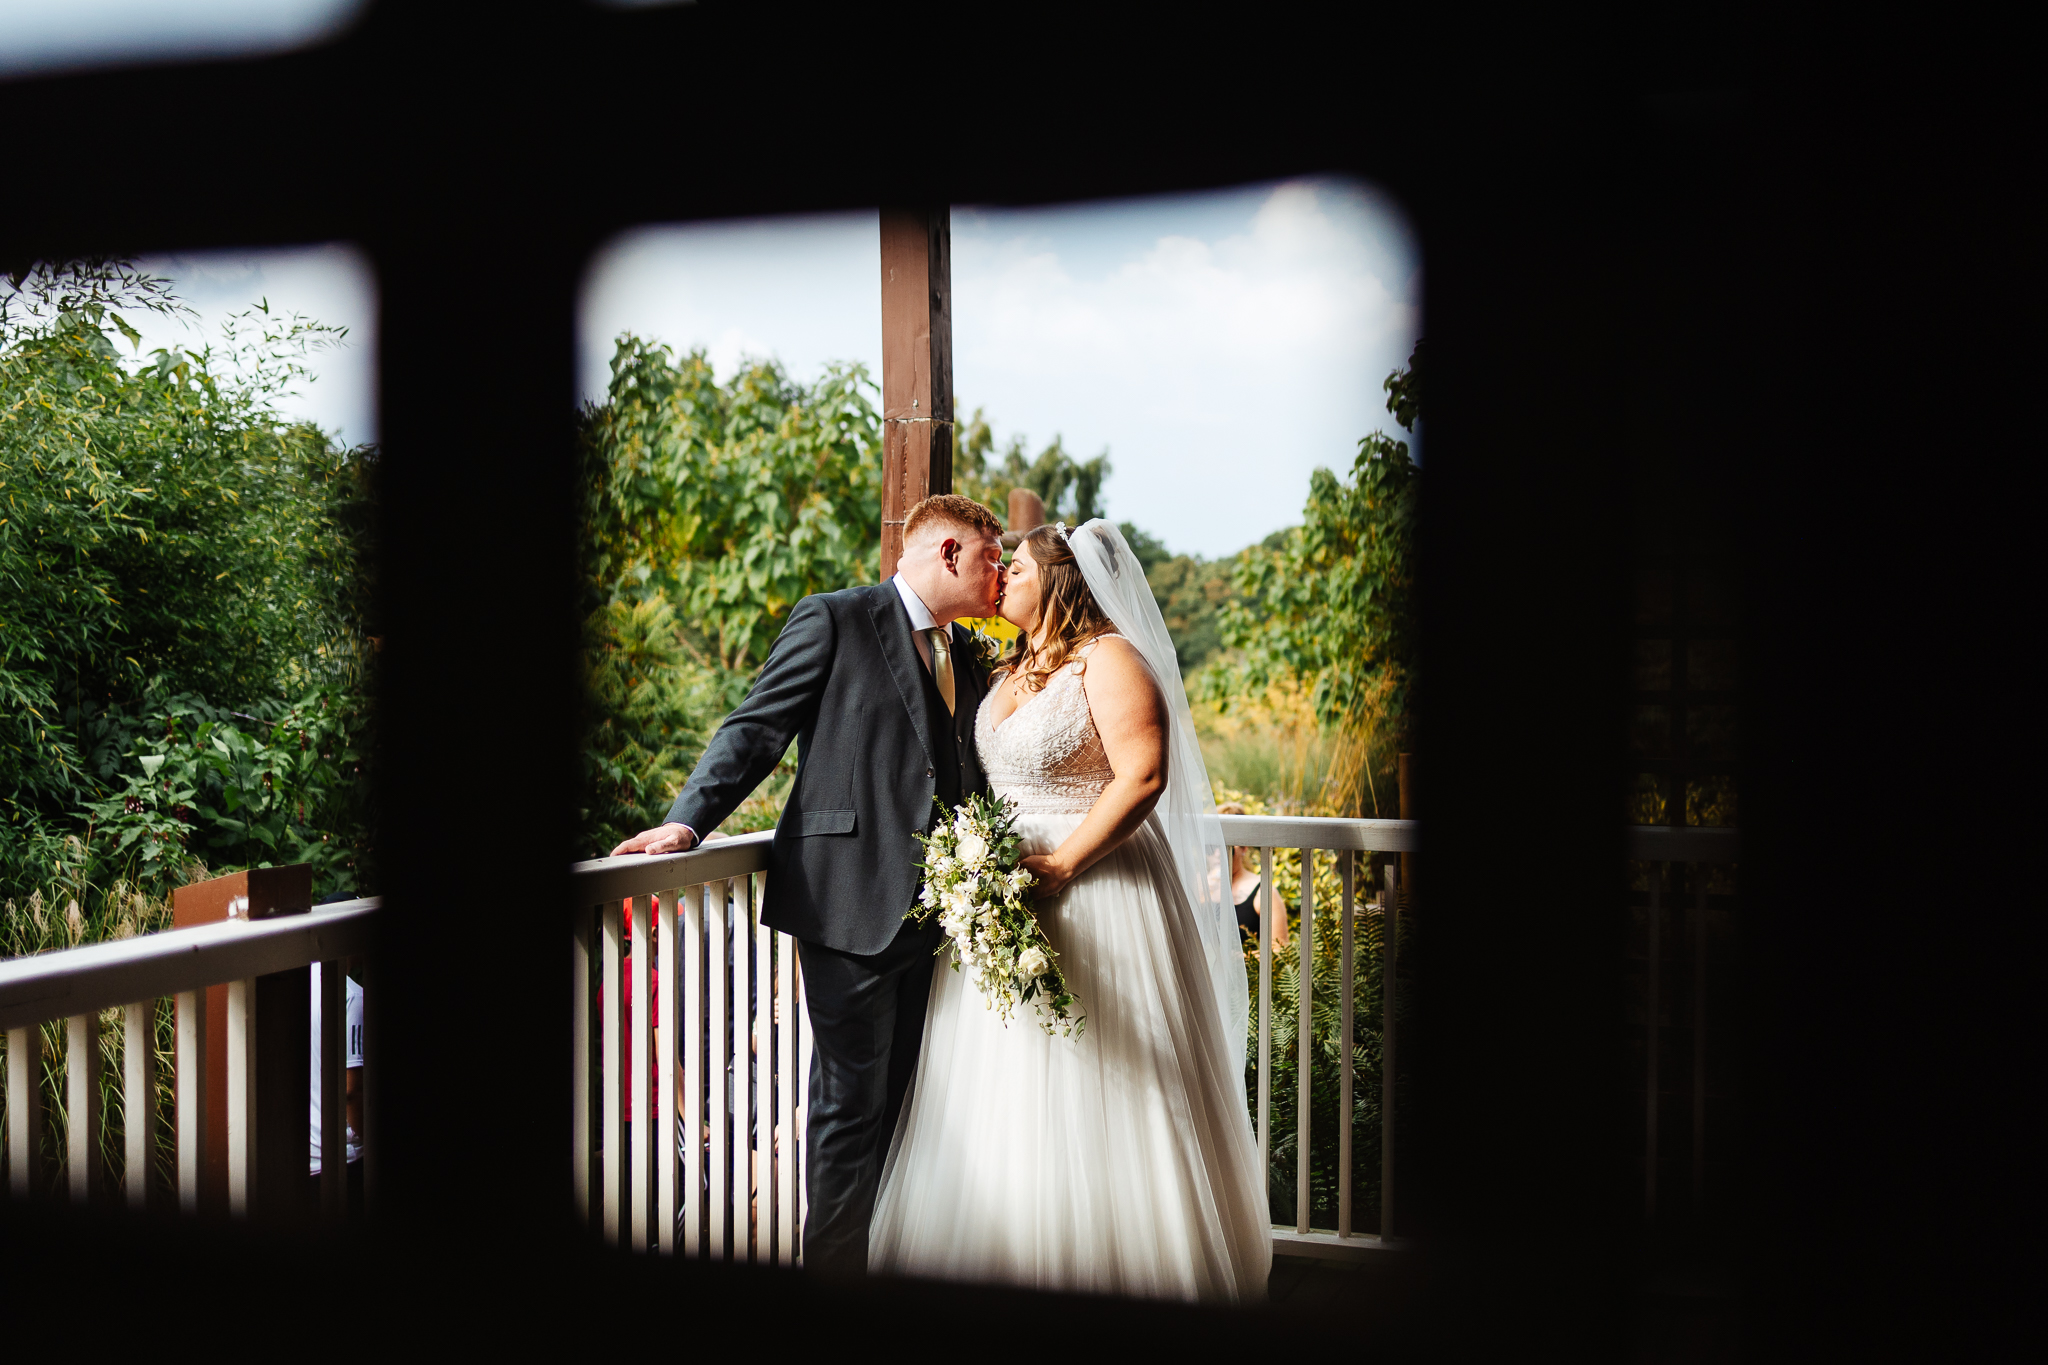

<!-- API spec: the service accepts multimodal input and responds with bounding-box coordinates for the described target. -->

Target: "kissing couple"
[612,495,1269,1302]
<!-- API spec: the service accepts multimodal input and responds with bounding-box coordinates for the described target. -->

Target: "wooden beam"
[879,206,953,579]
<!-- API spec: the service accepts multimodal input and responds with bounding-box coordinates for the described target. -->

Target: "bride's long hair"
[1007,523,1117,693]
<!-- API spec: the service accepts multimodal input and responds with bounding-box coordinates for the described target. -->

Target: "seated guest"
[309,960,365,1214]
[1216,802,1288,949]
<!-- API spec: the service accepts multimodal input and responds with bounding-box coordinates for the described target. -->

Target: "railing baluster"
[732,873,753,1260]
[226,977,254,1218]
[1338,851,1356,1238]
[1692,880,1708,1210]
[707,878,728,1259]
[631,894,652,1251]
[66,1012,102,1205]
[124,1001,155,1210]
[565,823,1491,1262]
[320,962,346,1222]
[359,944,376,1217]
[1257,847,1275,1197]
[572,905,592,1229]
[8,1026,41,1198]
[1381,862,1398,1239]
[796,957,811,1266]
[684,882,705,1256]
[1,900,376,1224]
[1296,849,1314,1234]
[776,928,797,1266]
[754,878,773,1263]
[657,890,678,1254]
[1645,864,1662,1218]
[601,898,623,1246]
[175,989,205,1213]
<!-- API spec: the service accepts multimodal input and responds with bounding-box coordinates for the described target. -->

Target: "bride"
[868,519,1272,1302]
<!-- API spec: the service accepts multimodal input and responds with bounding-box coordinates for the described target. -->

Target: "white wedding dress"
[868,641,1272,1302]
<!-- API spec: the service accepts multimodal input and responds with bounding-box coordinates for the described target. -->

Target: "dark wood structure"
[878,206,953,579]
[171,866,313,1221]
[0,5,2020,1357]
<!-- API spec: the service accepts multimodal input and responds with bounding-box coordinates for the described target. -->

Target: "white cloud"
[579,213,882,400]
[576,179,1419,559]
[952,179,1419,556]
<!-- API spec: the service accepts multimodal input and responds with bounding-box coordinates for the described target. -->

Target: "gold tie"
[927,628,956,716]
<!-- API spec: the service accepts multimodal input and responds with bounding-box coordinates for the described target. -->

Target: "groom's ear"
[938,536,962,572]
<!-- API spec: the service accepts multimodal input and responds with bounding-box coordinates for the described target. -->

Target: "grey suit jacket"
[664,581,991,955]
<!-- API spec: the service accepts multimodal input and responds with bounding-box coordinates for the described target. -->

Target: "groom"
[611,493,1006,1277]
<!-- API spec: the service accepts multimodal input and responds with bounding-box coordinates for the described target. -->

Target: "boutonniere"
[961,623,1012,674]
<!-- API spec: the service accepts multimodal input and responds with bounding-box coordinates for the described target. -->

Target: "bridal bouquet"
[909,792,1084,1037]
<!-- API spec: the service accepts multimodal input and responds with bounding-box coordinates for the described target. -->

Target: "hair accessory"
[1054,521,1072,540]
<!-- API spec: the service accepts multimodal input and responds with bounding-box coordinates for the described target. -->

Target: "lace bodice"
[975,641,1122,813]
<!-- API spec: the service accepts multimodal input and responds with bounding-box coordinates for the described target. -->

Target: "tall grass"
[1193,675,1403,819]
[2,843,188,1203]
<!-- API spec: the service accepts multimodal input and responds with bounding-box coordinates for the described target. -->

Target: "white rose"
[956,831,989,867]
[1016,946,1049,979]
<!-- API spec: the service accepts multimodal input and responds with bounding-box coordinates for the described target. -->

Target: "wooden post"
[254,965,310,1223]
[879,206,953,579]
[1008,488,1045,534]
[171,864,311,1218]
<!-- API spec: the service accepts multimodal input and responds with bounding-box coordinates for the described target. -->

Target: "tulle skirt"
[869,811,1271,1303]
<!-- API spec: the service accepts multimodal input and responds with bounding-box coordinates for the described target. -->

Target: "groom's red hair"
[903,494,1003,546]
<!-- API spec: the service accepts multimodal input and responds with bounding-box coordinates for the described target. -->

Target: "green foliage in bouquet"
[909,792,1082,1037]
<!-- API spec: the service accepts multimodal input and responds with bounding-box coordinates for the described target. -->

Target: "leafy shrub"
[1199,343,1420,817]
[2,259,376,908]
[575,339,883,849]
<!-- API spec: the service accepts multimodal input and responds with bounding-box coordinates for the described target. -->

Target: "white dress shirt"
[892,573,941,673]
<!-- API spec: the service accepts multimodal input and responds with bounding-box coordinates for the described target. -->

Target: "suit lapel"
[867,584,935,767]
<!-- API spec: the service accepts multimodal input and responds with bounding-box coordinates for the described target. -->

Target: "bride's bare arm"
[1019,637,1168,900]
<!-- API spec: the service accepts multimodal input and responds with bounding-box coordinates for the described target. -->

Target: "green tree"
[954,405,1110,526]
[1202,343,1421,814]
[580,339,882,676]
[578,596,720,853]
[575,338,881,849]
[1,259,377,903]
[1114,522,1238,675]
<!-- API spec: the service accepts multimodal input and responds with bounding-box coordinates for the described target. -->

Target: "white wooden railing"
[569,831,798,1260]
[568,814,1422,1265]
[1225,814,1416,1261]
[0,898,377,1217]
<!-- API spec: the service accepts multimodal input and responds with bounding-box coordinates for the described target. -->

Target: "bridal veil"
[1064,519,1248,1086]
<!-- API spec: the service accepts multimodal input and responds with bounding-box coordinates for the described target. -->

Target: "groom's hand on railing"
[610,822,697,857]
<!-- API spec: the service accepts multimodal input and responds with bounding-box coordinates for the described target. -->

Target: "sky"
[0,0,361,78]
[66,177,1418,562]
[582,179,1421,560]
[124,243,380,448]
